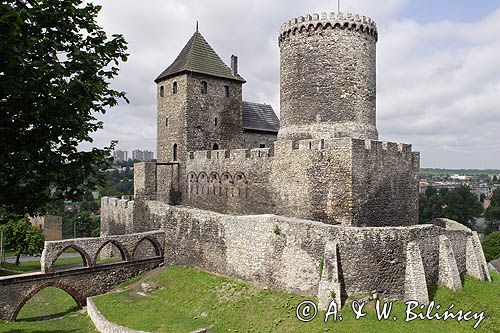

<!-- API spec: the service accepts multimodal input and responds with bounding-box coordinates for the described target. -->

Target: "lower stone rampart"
[127,201,489,302]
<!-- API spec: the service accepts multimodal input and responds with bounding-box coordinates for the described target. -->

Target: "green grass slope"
[93,266,500,333]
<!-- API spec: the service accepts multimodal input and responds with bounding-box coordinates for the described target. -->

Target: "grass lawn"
[0,256,85,277]
[93,267,500,333]
[0,287,96,333]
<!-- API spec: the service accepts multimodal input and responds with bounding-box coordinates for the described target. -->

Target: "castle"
[101,12,491,307]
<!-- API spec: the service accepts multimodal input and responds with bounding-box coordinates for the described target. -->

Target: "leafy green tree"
[0,0,128,222]
[481,231,500,262]
[419,187,445,224]
[484,189,500,234]
[1,218,45,265]
[442,186,483,228]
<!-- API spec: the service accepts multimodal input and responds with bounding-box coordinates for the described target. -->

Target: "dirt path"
[127,265,167,296]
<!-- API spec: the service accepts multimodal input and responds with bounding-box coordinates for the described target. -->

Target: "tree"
[481,231,500,262]
[442,186,483,228]
[419,187,445,224]
[1,218,45,265]
[0,0,128,222]
[484,189,500,234]
[493,175,498,182]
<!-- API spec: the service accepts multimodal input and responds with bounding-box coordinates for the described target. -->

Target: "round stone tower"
[278,12,378,141]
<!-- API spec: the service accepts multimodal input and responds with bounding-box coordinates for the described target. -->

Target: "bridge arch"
[10,281,85,321]
[131,236,164,259]
[94,240,130,265]
[48,244,92,272]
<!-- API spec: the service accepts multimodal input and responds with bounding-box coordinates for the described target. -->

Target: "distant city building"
[143,150,154,161]
[113,150,128,162]
[29,215,62,241]
[132,149,154,161]
[132,149,144,161]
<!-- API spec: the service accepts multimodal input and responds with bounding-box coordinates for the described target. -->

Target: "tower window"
[213,143,219,150]
[165,118,168,127]
[160,86,164,97]
[260,144,266,148]
[173,143,178,161]
[224,85,230,97]
[172,81,178,94]
[214,117,218,126]
[200,81,208,94]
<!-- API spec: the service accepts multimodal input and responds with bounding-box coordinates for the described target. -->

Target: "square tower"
[154,30,246,163]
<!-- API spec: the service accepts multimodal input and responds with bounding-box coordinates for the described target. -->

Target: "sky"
[83,0,500,169]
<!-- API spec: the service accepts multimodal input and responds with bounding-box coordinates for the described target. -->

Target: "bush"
[481,231,500,262]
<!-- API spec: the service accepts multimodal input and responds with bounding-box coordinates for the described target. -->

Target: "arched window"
[200,81,208,94]
[213,143,219,150]
[173,143,178,161]
[159,86,164,97]
[172,81,178,94]
[224,85,230,97]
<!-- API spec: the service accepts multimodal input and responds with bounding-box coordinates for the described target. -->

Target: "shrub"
[481,231,500,262]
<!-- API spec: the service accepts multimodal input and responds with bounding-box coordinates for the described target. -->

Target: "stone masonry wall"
[131,202,480,300]
[351,139,420,226]
[183,148,275,215]
[278,12,378,141]
[133,137,419,227]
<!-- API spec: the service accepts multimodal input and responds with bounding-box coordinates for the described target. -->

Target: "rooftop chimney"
[231,55,238,76]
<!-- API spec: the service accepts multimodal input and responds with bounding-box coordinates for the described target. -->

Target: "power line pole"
[0,229,4,265]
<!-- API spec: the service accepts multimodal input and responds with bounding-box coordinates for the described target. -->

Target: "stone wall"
[272,137,419,226]
[0,258,163,321]
[351,139,420,226]
[278,12,378,141]
[183,148,275,215]
[122,202,488,302]
[132,137,419,227]
[40,231,165,272]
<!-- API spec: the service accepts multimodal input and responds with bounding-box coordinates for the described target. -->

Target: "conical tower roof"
[155,31,246,83]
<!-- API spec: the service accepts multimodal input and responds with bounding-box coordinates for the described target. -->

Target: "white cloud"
[82,1,500,168]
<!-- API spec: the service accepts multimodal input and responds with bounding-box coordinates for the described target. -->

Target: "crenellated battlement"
[188,148,273,161]
[279,12,378,44]
[275,138,415,157]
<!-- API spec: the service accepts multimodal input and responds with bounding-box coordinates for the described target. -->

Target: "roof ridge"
[155,31,246,83]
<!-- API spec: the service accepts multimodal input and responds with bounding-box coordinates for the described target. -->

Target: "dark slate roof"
[155,31,246,83]
[490,258,500,273]
[242,101,280,133]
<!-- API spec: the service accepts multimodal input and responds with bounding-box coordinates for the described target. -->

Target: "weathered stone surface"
[278,12,378,141]
[404,241,429,304]
[100,201,482,301]
[466,232,491,282]
[40,231,164,273]
[317,241,342,310]
[0,258,163,321]
[438,235,462,291]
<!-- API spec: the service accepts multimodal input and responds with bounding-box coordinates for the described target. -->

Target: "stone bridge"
[0,231,166,322]
[40,231,165,273]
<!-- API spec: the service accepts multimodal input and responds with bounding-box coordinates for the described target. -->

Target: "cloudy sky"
[84,0,500,169]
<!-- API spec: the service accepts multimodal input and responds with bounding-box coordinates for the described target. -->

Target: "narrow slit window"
[159,86,164,97]
[165,118,168,127]
[214,117,218,126]
[224,85,230,97]
[172,81,178,94]
[173,144,178,161]
[200,81,208,94]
